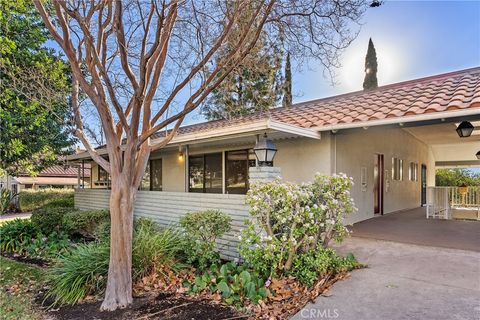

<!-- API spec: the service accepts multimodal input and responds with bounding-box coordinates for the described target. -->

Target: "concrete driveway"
[293,238,480,320]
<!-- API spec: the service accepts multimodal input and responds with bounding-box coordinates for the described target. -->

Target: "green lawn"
[0,257,46,320]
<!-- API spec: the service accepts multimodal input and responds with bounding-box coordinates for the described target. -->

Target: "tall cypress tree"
[363,38,378,90]
[282,52,292,107]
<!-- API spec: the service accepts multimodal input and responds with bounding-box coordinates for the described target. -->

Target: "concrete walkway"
[293,238,480,320]
[0,212,31,221]
[351,207,480,252]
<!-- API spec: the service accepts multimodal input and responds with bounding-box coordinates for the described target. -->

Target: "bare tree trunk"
[100,175,136,311]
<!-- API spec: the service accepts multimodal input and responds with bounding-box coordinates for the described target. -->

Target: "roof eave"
[312,108,480,132]
[66,119,320,162]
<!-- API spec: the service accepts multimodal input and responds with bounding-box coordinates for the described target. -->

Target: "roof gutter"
[312,108,480,132]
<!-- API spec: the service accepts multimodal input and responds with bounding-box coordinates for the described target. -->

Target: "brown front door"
[374,154,384,215]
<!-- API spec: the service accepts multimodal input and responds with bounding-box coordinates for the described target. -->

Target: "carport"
[351,207,479,252]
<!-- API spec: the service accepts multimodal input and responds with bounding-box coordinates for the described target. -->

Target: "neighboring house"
[0,164,91,192]
[68,67,480,258]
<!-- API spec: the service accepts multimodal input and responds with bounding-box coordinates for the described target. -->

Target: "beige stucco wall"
[85,127,431,225]
[274,134,332,183]
[334,126,430,224]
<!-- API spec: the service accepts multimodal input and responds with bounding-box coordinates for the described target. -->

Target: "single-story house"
[0,164,91,193]
[68,67,480,258]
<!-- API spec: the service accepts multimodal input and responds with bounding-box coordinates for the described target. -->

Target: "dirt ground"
[38,292,245,320]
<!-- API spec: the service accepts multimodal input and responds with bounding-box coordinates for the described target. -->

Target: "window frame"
[225,149,256,194]
[392,157,404,181]
[188,152,223,194]
[409,162,418,182]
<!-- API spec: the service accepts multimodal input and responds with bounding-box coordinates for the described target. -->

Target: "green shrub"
[0,218,71,260]
[0,218,37,253]
[63,209,109,239]
[42,197,74,209]
[289,248,363,287]
[47,241,110,305]
[240,173,356,276]
[180,210,231,270]
[47,218,185,305]
[24,231,71,259]
[188,262,267,306]
[30,207,73,235]
[19,189,74,212]
[132,218,185,279]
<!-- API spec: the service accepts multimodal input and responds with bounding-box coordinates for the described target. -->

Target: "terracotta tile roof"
[19,164,91,178]
[154,66,480,138]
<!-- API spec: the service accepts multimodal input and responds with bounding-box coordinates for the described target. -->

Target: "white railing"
[449,187,480,209]
[427,186,480,219]
[426,187,451,219]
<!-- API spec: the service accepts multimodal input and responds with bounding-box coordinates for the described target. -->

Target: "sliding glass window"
[225,150,256,194]
[140,159,162,191]
[189,153,222,193]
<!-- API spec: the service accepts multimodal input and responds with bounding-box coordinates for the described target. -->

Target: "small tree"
[362,38,378,90]
[282,52,292,107]
[33,0,368,311]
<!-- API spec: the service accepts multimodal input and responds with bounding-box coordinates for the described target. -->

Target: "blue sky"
[289,0,480,103]
[186,0,480,123]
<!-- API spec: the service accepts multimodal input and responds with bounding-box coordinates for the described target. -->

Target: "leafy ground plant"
[187,262,267,307]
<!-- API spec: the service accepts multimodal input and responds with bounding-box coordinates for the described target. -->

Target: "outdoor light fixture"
[456,121,474,138]
[178,146,184,161]
[254,133,277,167]
[476,151,480,160]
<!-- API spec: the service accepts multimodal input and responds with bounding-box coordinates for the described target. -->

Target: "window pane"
[189,155,204,192]
[226,150,248,194]
[399,159,403,181]
[140,162,151,190]
[204,153,222,193]
[98,166,109,181]
[151,159,162,191]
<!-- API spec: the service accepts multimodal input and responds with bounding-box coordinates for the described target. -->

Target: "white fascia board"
[267,119,321,139]
[312,108,480,132]
[168,119,320,144]
[66,119,321,161]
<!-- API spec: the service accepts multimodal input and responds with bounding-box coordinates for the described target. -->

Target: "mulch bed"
[37,292,243,320]
[1,252,49,267]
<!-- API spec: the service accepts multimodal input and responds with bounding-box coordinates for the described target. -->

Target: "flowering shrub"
[239,173,356,276]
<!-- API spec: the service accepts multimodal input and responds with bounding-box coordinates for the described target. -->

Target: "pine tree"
[363,38,378,90]
[282,52,292,107]
[202,33,283,120]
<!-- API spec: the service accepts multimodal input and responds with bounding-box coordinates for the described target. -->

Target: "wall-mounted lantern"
[253,133,277,167]
[456,121,474,138]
